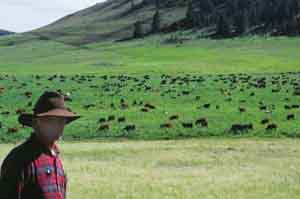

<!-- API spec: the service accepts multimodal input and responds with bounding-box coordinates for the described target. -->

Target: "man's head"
[32,116,67,145]
[18,91,81,145]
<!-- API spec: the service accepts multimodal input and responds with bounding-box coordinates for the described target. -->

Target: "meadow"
[1,35,300,141]
[1,138,300,198]
[0,33,300,198]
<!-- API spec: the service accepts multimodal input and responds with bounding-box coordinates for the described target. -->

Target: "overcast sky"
[0,0,106,33]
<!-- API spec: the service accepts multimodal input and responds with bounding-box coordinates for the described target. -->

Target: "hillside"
[33,0,188,45]
[30,0,300,45]
[0,29,14,36]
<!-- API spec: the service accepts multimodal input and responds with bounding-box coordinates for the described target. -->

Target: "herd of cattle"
[1,71,300,138]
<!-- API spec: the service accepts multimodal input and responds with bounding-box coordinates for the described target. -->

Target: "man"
[0,91,80,199]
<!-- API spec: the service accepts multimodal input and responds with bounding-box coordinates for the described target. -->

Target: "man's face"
[34,116,67,144]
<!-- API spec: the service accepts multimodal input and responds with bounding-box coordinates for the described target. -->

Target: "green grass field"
[1,33,300,198]
[0,34,300,75]
[1,138,299,198]
[1,35,300,141]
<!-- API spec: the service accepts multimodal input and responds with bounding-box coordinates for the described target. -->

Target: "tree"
[277,0,291,25]
[248,1,259,26]
[285,17,299,35]
[199,0,215,26]
[260,0,276,27]
[155,0,160,9]
[235,10,249,34]
[186,0,215,28]
[216,14,231,37]
[152,0,161,33]
[130,0,135,8]
[152,10,161,33]
[133,21,143,38]
[186,0,197,25]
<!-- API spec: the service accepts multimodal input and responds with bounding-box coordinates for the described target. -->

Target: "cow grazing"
[98,118,106,123]
[124,124,136,131]
[110,103,115,109]
[63,93,72,102]
[203,104,210,109]
[160,123,172,129]
[83,104,96,109]
[1,111,10,115]
[120,103,129,109]
[16,108,26,115]
[107,115,115,121]
[181,122,193,128]
[27,101,32,107]
[24,91,32,98]
[261,118,270,125]
[195,118,208,127]
[98,124,110,131]
[117,117,126,123]
[229,123,253,134]
[266,123,277,131]
[141,108,149,112]
[259,105,267,111]
[239,107,246,113]
[7,127,18,134]
[132,100,137,106]
[169,115,179,120]
[287,114,295,120]
[144,103,155,109]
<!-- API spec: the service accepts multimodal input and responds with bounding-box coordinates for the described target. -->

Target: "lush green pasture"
[1,138,299,198]
[0,35,300,141]
[0,35,300,75]
[0,72,300,141]
[0,34,299,198]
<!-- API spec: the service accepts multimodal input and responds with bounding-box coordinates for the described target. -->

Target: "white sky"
[0,0,106,33]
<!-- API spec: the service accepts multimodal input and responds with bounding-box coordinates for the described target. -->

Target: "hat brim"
[18,108,80,127]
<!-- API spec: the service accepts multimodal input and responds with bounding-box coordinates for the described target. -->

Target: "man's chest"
[25,154,67,199]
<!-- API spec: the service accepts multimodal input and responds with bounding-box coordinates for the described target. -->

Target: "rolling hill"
[31,0,300,45]
[0,29,14,36]
[32,0,188,45]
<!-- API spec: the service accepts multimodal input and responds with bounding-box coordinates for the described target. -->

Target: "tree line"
[132,0,300,38]
[186,0,300,37]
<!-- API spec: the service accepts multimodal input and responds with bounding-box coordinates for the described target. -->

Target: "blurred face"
[33,116,67,145]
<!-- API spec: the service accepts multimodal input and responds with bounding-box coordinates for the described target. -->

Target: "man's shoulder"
[1,138,34,175]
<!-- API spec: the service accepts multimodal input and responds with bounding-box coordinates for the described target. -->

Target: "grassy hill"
[0,29,14,36]
[0,33,300,75]
[32,0,188,45]
[30,0,300,45]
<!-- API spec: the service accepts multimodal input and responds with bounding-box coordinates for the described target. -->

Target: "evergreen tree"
[133,21,143,38]
[216,14,231,37]
[277,0,291,24]
[186,0,198,26]
[130,0,134,8]
[152,10,161,33]
[183,0,300,37]
[235,10,249,34]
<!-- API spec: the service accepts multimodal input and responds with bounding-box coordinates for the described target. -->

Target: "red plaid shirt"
[0,133,67,199]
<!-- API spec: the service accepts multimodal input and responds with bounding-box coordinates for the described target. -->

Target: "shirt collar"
[28,132,60,156]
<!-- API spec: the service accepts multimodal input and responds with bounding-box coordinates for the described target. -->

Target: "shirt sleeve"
[64,173,67,199]
[0,153,25,199]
